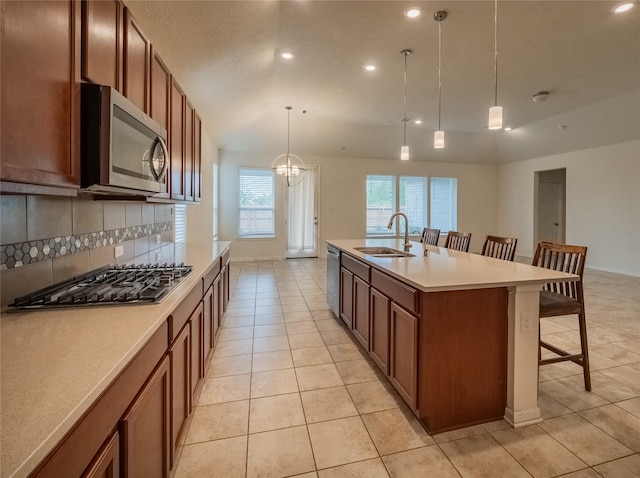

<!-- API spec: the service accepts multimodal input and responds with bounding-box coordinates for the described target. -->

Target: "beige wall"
[186,127,218,242]
[498,140,640,276]
[219,151,500,260]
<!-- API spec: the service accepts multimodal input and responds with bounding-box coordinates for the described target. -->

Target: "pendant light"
[488,0,503,130]
[271,106,306,187]
[400,49,412,160]
[434,11,447,148]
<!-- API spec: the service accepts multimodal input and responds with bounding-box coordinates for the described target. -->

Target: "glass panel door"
[286,166,318,258]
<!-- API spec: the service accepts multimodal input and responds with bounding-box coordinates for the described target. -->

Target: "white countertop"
[0,241,231,478]
[327,239,578,292]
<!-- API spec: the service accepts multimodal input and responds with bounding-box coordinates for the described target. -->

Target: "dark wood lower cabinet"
[81,433,120,478]
[203,284,214,362]
[389,302,418,409]
[190,303,205,406]
[169,324,190,469]
[352,275,370,349]
[212,274,221,341]
[121,356,170,478]
[369,287,390,375]
[339,268,354,328]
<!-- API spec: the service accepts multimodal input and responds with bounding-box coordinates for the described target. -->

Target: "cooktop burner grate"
[10,263,193,309]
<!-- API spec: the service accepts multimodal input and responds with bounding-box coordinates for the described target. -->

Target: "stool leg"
[578,310,591,391]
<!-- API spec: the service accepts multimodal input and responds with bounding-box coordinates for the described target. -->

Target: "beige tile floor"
[175,258,640,478]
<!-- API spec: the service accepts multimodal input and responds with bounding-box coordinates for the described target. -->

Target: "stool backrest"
[481,235,518,261]
[444,231,471,252]
[532,241,587,300]
[420,228,440,246]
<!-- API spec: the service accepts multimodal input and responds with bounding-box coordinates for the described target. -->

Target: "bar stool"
[444,231,471,252]
[532,241,591,391]
[420,227,440,246]
[480,235,518,261]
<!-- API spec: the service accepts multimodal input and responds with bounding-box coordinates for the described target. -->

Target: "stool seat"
[539,290,582,317]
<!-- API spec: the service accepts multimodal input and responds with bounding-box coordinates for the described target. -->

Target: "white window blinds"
[213,163,219,239]
[174,204,187,242]
[430,177,457,233]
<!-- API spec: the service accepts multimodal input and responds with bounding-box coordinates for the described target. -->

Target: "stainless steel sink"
[354,246,415,258]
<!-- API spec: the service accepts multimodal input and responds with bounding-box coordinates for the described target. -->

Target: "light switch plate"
[155,234,161,244]
[155,252,162,262]
[115,245,124,258]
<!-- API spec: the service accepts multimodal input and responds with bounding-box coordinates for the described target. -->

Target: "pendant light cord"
[438,22,442,131]
[494,0,499,107]
[403,51,408,146]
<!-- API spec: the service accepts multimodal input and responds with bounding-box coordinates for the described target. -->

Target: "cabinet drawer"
[203,257,221,290]
[371,269,419,315]
[342,254,370,282]
[168,283,203,342]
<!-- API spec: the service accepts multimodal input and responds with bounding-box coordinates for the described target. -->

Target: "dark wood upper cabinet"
[184,101,195,201]
[123,7,149,113]
[81,0,123,90]
[0,0,81,194]
[170,78,185,200]
[194,113,202,202]
[150,48,171,197]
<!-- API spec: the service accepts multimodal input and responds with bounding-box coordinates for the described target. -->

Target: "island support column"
[505,284,543,427]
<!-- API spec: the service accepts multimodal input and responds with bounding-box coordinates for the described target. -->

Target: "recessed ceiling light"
[364,65,376,71]
[613,2,634,13]
[281,52,294,60]
[414,119,422,124]
[404,7,422,18]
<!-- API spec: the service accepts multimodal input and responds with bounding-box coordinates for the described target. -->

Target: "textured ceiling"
[125,1,640,164]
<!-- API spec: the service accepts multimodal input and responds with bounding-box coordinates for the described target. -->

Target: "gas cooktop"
[10,263,193,309]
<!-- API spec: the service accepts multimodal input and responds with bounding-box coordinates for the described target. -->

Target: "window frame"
[238,167,276,238]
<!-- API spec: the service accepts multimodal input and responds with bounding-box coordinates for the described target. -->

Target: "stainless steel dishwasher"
[326,245,340,318]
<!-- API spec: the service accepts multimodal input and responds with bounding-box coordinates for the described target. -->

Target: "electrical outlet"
[155,252,162,262]
[155,234,161,244]
[115,245,124,258]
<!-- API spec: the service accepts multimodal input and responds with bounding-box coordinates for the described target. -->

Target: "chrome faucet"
[387,212,412,252]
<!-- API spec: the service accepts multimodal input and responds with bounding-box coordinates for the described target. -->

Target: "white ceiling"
[126,1,640,164]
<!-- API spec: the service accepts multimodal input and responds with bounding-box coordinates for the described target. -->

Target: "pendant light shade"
[488,105,503,130]
[400,49,412,161]
[488,0,503,130]
[271,106,306,187]
[434,130,445,149]
[434,10,447,149]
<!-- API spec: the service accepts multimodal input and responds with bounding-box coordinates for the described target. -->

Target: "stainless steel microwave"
[81,84,168,195]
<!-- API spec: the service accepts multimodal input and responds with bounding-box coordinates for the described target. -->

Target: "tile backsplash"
[0,195,175,307]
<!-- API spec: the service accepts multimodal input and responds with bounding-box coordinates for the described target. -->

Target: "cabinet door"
[168,324,190,469]
[1,0,81,192]
[81,432,120,478]
[190,303,205,406]
[81,0,123,90]
[223,261,230,313]
[217,270,225,329]
[170,78,185,200]
[149,48,171,197]
[184,101,195,201]
[213,273,222,336]
[121,356,170,478]
[339,268,354,328]
[352,276,370,349]
[123,7,149,113]
[193,113,202,202]
[370,288,391,375]
[390,303,418,410]
[203,286,214,364]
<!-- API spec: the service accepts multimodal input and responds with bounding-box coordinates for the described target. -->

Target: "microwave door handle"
[149,137,169,181]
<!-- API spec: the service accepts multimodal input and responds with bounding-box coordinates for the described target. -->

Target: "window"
[238,168,275,237]
[430,177,457,233]
[366,175,396,235]
[213,163,218,239]
[174,204,187,242]
[366,175,457,237]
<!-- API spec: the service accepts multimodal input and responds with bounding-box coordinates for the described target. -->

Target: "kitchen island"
[327,238,578,434]
[0,241,231,478]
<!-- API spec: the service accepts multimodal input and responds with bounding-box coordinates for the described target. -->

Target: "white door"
[538,183,565,243]
[286,166,318,258]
